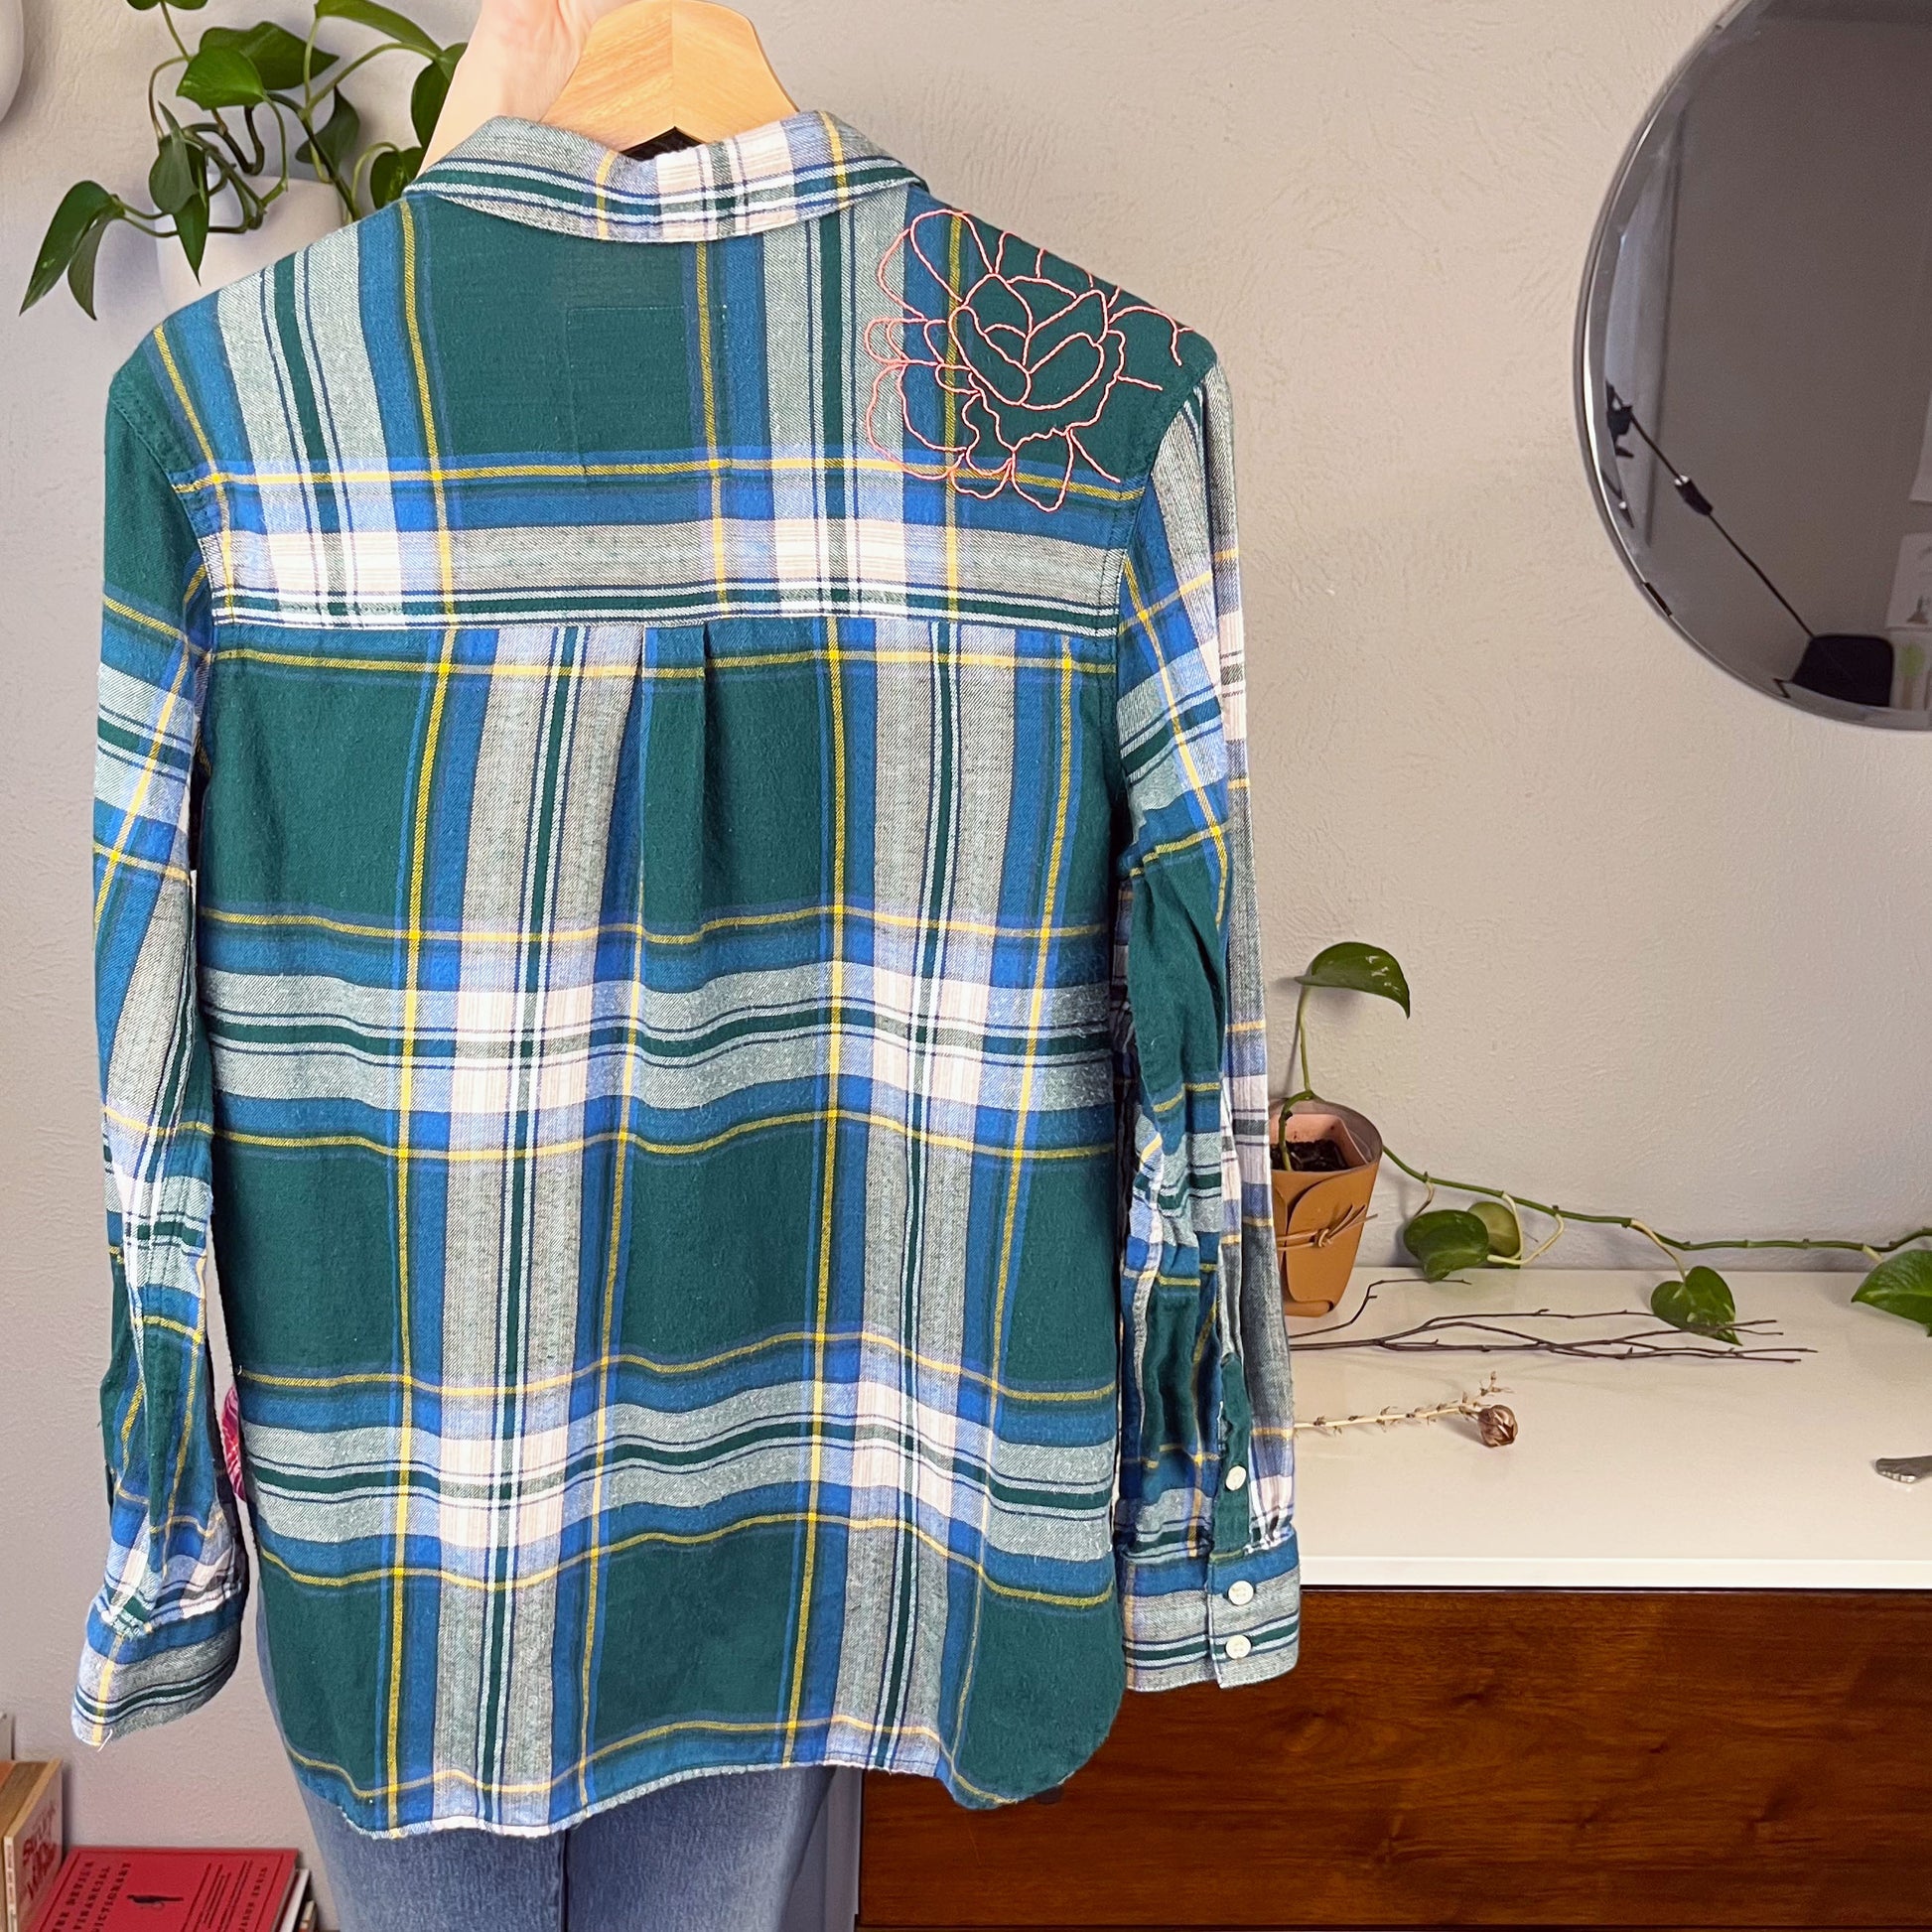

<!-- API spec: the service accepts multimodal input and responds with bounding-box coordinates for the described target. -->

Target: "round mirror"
[1578,0,1932,727]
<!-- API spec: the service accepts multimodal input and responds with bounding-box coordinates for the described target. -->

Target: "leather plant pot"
[1271,1099,1383,1316]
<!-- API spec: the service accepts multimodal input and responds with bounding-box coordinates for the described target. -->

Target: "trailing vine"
[1282,942,1932,1342]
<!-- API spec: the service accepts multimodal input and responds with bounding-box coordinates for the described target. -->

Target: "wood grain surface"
[858,1590,1932,1928]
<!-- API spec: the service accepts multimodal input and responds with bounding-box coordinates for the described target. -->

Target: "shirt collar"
[408,110,924,243]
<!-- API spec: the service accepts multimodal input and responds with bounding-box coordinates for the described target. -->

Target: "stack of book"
[35,1849,313,1932]
[0,1738,312,1932]
[0,1759,63,1932]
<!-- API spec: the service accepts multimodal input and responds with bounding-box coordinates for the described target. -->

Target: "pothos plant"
[22,0,466,317]
[1284,940,1932,1343]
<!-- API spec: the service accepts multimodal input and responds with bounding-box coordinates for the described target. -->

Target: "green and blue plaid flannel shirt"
[81,108,1298,1832]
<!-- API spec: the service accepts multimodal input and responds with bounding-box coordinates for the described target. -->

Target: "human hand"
[425,0,636,165]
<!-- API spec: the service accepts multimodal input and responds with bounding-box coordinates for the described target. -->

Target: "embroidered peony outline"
[863,207,1192,513]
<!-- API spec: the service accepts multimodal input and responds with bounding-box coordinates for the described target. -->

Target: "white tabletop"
[1287,1269,1932,1588]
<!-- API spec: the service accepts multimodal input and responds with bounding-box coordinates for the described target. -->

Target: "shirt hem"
[286,1733,1036,1839]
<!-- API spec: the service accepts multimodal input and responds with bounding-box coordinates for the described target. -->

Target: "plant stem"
[293,35,424,218]
[194,117,256,181]
[350,143,394,210]
[238,105,267,175]
[148,57,187,137]
[284,97,357,217]
[303,10,325,95]
[156,0,192,65]
[1294,980,1311,1098]
[267,94,294,188]
[326,43,414,93]
[1377,1142,1932,1261]
[1627,1217,1687,1283]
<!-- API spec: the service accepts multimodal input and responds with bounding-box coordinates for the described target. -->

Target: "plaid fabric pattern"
[79,109,1297,1832]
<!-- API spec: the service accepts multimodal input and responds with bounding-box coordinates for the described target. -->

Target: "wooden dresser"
[857,1271,1932,1930]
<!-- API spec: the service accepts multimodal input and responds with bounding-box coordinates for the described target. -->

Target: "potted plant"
[1272,942,1407,1314]
[1287,937,1932,1343]
[21,0,465,318]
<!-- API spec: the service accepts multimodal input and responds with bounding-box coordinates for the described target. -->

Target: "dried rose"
[1476,1404,1518,1448]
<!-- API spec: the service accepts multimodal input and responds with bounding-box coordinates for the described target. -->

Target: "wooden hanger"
[542,0,797,154]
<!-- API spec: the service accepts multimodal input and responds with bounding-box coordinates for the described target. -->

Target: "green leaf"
[65,207,119,320]
[1467,1198,1521,1260]
[175,180,211,278]
[296,91,362,176]
[203,23,338,90]
[436,39,467,75]
[410,56,453,148]
[1853,1250,1932,1335]
[1403,1208,1492,1282]
[22,181,120,312]
[1299,941,1412,1017]
[369,144,424,208]
[179,44,267,110]
[315,0,440,57]
[149,129,201,215]
[1651,1266,1739,1344]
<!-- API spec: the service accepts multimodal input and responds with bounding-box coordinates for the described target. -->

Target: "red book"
[36,1850,298,1932]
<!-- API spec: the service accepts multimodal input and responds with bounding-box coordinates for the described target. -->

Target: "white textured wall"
[2,0,1921,1895]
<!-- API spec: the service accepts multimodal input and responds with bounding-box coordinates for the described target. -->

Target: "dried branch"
[1296,1373,1518,1446]
[1294,1279,1811,1364]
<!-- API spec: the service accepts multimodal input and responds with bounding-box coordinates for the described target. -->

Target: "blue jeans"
[258,1618,831,1932]
[296,1765,832,1932]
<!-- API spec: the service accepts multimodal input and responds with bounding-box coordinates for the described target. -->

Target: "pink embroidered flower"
[864,207,1189,513]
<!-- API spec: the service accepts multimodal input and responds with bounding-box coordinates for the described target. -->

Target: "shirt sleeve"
[74,378,247,1745]
[1112,358,1300,1690]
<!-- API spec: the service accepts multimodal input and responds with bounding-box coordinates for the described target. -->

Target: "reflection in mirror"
[1579,0,1932,727]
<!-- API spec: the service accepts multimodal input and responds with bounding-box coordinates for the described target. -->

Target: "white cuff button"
[1226,1579,1255,1606]
[1224,1632,1253,1661]
[1224,1463,1248,1491]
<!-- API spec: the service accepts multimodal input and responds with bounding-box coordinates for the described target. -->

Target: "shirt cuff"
[71,1587,245,1746]
[1119,1528,1301,1692]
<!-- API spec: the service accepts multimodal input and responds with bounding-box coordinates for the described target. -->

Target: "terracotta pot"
[1270,1099,1383,1316]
